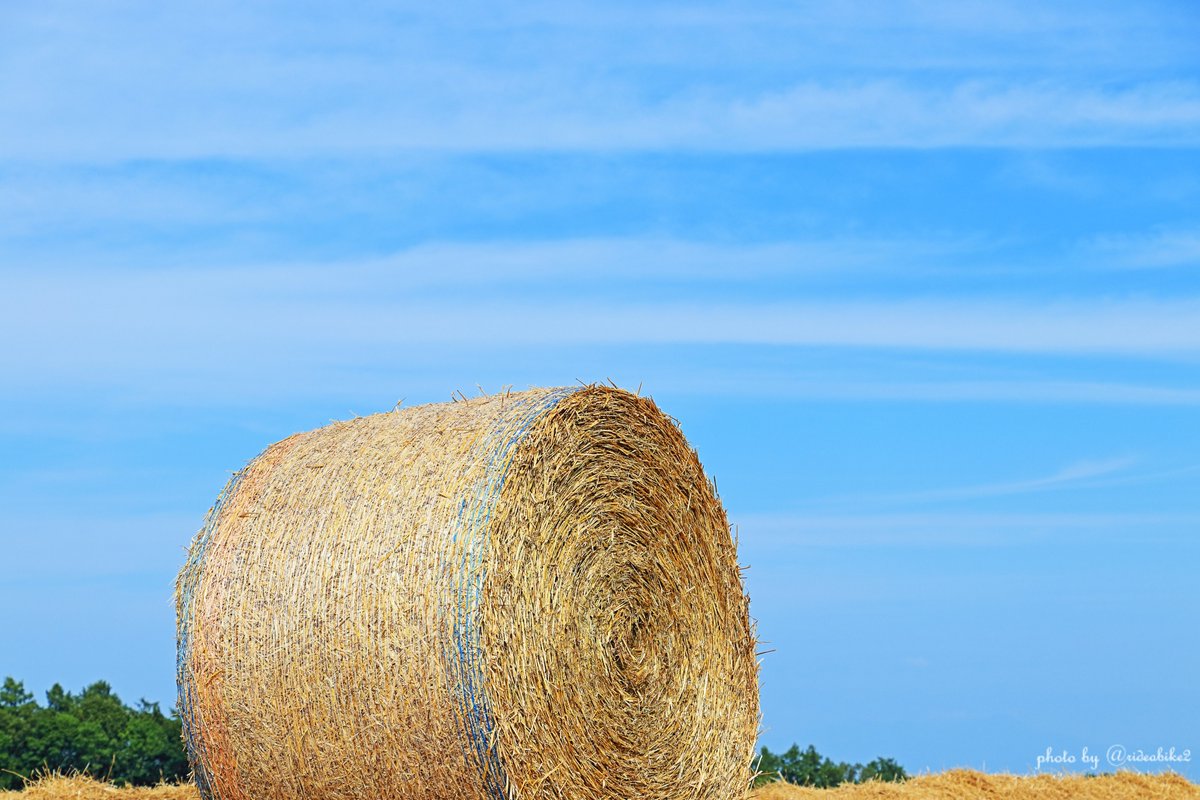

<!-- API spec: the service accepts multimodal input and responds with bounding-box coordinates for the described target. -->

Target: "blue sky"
[1,0,1198,779]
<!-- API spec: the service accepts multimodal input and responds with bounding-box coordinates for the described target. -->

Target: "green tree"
[120,701,188,786]
[754,743,906,788]
[0,677,189,790]
[0,678,39,789]
[861,756,907,782]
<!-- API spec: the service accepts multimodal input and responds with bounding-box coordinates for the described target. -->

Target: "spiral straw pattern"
[175,386,758,800]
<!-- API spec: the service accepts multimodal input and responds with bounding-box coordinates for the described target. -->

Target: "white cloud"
[820,456,1140,505]
[1,3,1198,157]
[276,237,974,284]
[1085,229,1200,270]
[735,510,1200,549]
[3,259,1200,401]
[592,298,1200,353]
[655,375,1200,406]
[5,79,1199,159]
[708,80,1200,150]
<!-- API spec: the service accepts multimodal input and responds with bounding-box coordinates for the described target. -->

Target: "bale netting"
[175,385,759,800]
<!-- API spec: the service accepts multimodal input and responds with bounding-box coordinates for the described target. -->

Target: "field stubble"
[4,771,1196,799]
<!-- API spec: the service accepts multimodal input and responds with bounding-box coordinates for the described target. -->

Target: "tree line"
[1,676,907,790]
[0,677,188,789]
[754,744,906,787]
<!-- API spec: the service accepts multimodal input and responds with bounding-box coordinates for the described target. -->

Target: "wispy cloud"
[709,80,1200,150]
[3,4,1197,159]
[6,79,1199,159]
[735,510,1200,548]
[764,455,1200,513]
[824,456,1140,505]
[3,260,1200,401]
[656,375,1200,406]
[1085,229,1200,270]
[264,237,974,284]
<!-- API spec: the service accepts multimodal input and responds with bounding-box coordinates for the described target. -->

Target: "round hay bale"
[176,386,758,800]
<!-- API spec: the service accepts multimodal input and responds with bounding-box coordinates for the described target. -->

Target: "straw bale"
[175,386,759,800]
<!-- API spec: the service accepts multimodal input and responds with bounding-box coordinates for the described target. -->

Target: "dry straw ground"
[5,771,1197,800]
[752,770,1200,799]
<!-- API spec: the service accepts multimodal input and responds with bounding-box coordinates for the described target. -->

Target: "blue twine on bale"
[448,387,577,800]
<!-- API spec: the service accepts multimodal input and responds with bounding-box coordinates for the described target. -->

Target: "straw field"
[750,770,1200,799]
[176,387,757,800]
[4,772,1197,800]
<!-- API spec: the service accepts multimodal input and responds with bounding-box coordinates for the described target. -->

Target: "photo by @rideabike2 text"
[1034,744,1192,772]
